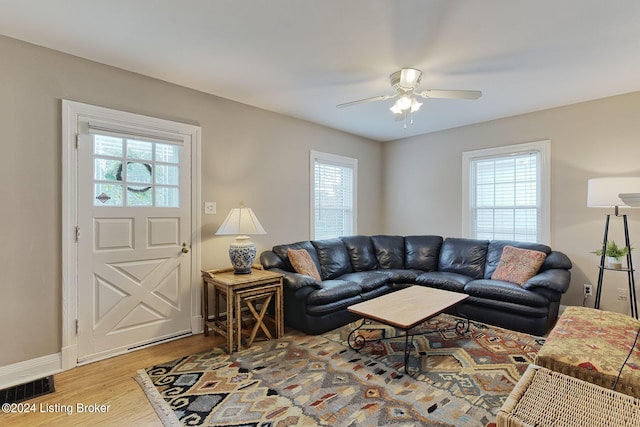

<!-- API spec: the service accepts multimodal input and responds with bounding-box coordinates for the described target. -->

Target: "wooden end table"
[202,267,283,353]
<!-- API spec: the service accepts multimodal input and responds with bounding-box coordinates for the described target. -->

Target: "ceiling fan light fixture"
[399,68,422,88]
[337,67,481,129]
[389,103,403,115]
[397,94,412,110]
[390,93,421,115]
[411,98,422,112]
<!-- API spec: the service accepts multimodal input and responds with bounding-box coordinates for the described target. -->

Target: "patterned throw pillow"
[287,248,321,281]
[491,245,547,285]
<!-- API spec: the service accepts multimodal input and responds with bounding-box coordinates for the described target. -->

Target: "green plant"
[592,241,633,261]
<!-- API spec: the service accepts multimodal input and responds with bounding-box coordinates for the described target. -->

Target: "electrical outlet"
[204,202,217,214]
[618,288,628,301]
[583,284,593,297]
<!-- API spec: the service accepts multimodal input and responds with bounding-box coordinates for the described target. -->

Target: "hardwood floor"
[2,333,224,426]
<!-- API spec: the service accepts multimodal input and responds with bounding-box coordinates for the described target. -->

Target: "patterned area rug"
[136,314,544,426]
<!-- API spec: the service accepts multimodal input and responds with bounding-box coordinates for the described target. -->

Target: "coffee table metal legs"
[402,331,414,373]
[347,315,474,374]
[455,315,471,334]
[347,318,369,351]
[348,318,414,373]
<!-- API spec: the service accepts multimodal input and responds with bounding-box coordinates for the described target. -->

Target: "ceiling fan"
[337,68,482,128]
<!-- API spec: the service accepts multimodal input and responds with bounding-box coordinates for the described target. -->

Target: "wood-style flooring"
[2,333,224,426]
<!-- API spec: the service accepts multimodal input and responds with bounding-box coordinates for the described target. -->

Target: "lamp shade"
[215,204,266,274]
[587,177,640,207]
[620,193,640,207]
[215,205,266,237]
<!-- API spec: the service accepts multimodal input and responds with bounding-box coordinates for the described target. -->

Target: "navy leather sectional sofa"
[260,235,572,336]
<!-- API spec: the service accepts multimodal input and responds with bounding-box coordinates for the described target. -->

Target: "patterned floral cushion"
[287,248,321,281]
[535,306,640,398]
[491,245,547,285]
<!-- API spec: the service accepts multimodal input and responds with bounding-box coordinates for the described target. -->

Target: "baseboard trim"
[0,353,62,390]
[192,314,203,334]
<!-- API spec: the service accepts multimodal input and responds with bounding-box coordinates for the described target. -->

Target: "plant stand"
[594,213,638,319]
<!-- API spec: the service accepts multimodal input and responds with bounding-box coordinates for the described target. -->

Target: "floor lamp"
[587,177,640,319]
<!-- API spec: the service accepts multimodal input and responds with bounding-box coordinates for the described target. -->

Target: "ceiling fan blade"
[416,89,482,100]
[336,94,397,108]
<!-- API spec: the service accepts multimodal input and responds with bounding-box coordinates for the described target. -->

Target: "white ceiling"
[2,0,640,141]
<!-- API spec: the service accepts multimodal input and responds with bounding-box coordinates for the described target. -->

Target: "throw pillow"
[491,245,547,285]
[287,248,321,281]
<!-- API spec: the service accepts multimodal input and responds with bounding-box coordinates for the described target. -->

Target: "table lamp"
[215,203,266,274]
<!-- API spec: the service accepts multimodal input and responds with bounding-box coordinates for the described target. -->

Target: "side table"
[202,266,283,353]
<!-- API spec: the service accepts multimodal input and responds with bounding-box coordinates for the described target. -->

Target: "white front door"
[76,132,192,363]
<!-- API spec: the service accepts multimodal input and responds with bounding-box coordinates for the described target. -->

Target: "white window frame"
[310,150,357,240]
[462,140,551,245]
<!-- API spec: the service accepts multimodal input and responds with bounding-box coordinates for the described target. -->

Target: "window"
[92,133,181,207]
[310,151,357,240]
[462,140,550,244]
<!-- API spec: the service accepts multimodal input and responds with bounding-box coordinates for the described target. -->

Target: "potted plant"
[593,241,633,269]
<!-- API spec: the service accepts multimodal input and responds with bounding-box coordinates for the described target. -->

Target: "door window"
[93,135,181,207]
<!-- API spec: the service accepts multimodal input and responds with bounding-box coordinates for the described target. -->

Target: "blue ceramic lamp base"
[229,238,257,274]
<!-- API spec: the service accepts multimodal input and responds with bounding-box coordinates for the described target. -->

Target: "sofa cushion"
[464,279,550,307]
[287,248,322,281]
[405,235,443,271]
[438,238,488,279]
[371,235,405,269]
[340,235,378,271]
[338,271,391,292]
[484,240,551,279]
[312,238,353,280]
[379,269,423,283]
[415,271,472,292]
[491,245,548,285]
[273,241,320,272]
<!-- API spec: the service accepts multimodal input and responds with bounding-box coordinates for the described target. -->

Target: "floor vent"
[0,376,55,403]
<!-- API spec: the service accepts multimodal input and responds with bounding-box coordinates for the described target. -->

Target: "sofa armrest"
[271,268,323,291]
[522,269,571,294]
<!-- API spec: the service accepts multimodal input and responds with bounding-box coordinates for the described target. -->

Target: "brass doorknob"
[181,243,190,254]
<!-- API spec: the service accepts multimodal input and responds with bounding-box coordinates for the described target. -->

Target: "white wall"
[384,91,640,313]
[0,35,383,367]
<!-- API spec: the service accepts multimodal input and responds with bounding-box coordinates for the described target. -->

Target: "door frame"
[61,100,202,370]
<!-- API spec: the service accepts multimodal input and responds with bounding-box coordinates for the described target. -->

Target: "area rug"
[136,313,544,426]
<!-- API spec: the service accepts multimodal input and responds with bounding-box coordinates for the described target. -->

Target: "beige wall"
[384,91,640,313]
[4,32,640,370]
[0,36,383,366]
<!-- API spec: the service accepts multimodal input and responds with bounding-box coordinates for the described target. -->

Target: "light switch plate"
[204,202,216,214]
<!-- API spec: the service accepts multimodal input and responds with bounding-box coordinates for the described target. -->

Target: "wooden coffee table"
[347,286,469,373]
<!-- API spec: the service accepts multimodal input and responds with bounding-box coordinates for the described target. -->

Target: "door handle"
[181,243,190,254]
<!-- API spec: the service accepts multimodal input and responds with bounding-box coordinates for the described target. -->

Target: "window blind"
[312,154,355,240]
[471,151,540,242]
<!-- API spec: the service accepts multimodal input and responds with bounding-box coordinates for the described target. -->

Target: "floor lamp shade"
[215,205,266,274]
[620,193,640,207]
[587,177,640,208]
